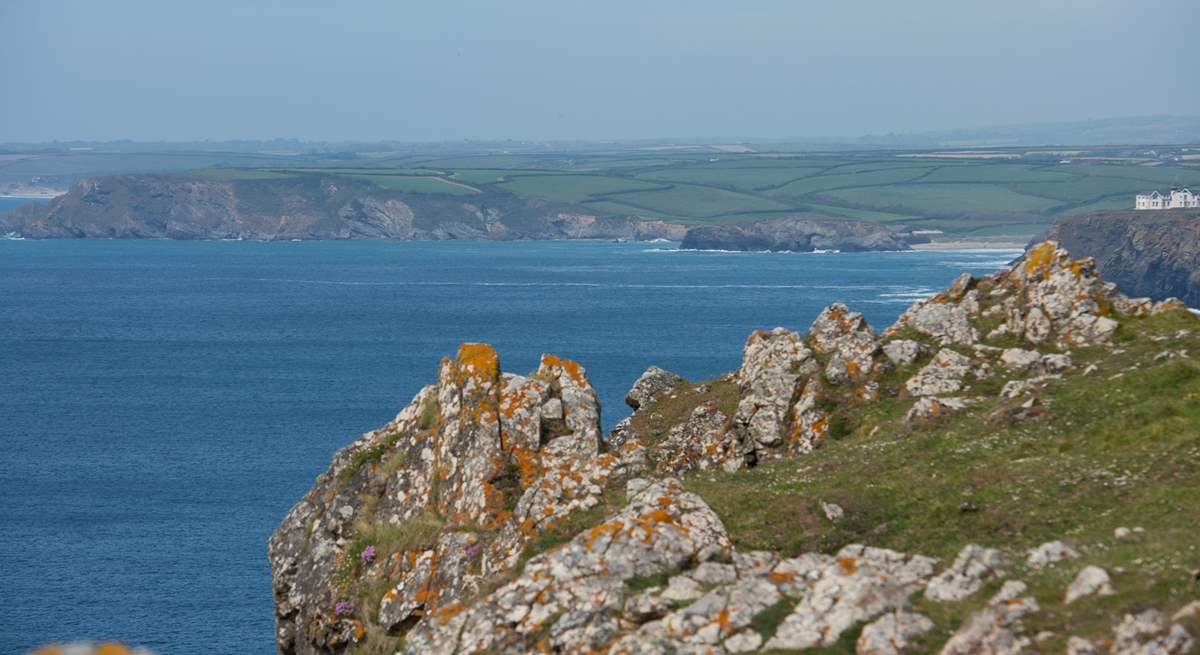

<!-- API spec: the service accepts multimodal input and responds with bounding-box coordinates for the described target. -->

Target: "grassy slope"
[16,148,1200,237]
[620,308,1200,652]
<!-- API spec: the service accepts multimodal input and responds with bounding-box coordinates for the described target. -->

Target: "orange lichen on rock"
[770,570,797,584]
[1023,241,1057,280]
[541,353,588,385]
[456,343,499,380]
[837,556,858,575]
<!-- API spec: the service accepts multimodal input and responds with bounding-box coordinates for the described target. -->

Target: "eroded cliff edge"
[679,217,921,252]
[270,242,1200,654]
[1047,210,1200,307]
[0,174,685,241]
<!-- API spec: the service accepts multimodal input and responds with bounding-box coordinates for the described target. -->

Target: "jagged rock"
[651,400,739,474]
[883,339,924,366]
[786,379,831,455]
[940,580,1039,655]
[399,478,732,654]
[891,299,979,346]
[906,396,974,422]
[998,242,1129,348]
[625,366,684,410]
[1026,540,1080,568]
[948,272,976,300]
[1001,348,1042,371]
[1000,380,1031,399]
[269,343,625,654]
[732,327,817,456]
[764,545,936,650]
[618,576,782,650]
[856,610,934,655]
[1065,565,1115,603]
[535,353,602,454]
[1111,610,1195,655]
[624,588,671,622]
[811,303,880,383]
[925,543,1007,601]
[905,348,973,397]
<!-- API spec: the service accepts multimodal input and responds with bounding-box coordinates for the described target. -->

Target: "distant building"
[1135,187,1199,210]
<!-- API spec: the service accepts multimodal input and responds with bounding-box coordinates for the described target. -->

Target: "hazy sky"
[3,0,1197,142]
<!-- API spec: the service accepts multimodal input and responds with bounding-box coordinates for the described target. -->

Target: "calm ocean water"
[0,236,1019,653]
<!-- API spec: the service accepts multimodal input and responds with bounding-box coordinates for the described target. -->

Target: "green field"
[7,144,1199,238]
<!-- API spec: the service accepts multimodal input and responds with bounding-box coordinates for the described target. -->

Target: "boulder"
[732,328,816,457]
[1026,540,1080,568]
[1065,565,1115,603]
[882,339,924,366]
[940,580,1039,655]
[624,366,683,410]
[856,610,934,655]
[925,544,1007,602]
[905,348,973,397]
[399,478,733,654]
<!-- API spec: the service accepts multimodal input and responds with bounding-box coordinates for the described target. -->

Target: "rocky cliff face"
[0,175,685,241]
[270,242,1199,655]
[679,217,921,252]
[1047,210,1200,307]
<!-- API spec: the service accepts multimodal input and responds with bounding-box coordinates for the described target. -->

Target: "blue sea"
[0,236,1019,653]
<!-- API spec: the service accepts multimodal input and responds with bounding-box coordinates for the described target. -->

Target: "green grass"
[601,183,792,218]
[179,168,299,181]
[767,167,935,197]
[344,174,478,195]
[675,308,1200,651]
[636,167,824,190]
[340,432,406,483]
[498,174,666,203]
[918,164,1077,183]
[820,183,1060,214]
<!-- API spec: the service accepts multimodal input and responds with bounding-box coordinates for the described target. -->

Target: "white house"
[1135,187,1199,210]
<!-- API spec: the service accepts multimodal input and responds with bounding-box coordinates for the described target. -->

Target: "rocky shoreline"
[1048,209,1200,307]
[269,241,1198,654]
[0,174,686,242]
[679,217,924,252]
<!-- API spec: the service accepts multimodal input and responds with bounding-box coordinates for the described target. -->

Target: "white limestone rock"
[856,610,934,655]
[1065,565,1114,603]
[925,543,1007,602]
[905,348,973,397]
[1026,540,1080,568]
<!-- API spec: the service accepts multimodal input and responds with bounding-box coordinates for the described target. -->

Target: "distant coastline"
[910,240,1027,251]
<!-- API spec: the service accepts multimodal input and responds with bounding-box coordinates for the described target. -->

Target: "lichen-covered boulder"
[624,365,683,410]
[763,545,937,651]
[890,298,979,345]
[940,580,1039,655]
[905,348,973,397]
[398,478,733,654]
[925,543,1007,602]
[810,303,880,383]
[651,400,740,474]
[269,343,622,655]
[732,327,816,457]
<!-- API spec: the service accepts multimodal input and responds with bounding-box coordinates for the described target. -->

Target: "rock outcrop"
[679,217,921,252]
[268,344,642,654]
[269,240,1197,654]
[0,174,686,241]
[1048,209,1200,307]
